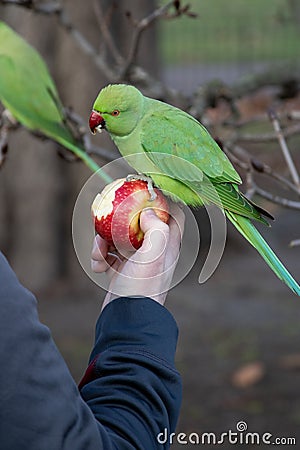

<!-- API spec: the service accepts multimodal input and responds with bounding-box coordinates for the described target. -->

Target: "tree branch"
[64,108,117,162]
[120,0,179,78]
[56,7,116,80]
[237,122,300,143]
[251,158,300,195]
[290,239,300,247]
[253,184,300,210]
[0,109,19,168]
[93,0,124,66]
[0,0,61,14]
[269,109,300,190]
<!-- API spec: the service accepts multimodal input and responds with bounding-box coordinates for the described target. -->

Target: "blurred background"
[0,0,300,448]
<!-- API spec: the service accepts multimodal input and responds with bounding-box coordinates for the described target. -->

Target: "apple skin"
[91,178,169,252]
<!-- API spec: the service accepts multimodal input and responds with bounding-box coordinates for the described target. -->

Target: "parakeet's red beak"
[89,111,106,134]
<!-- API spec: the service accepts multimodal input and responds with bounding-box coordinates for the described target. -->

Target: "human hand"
[91,203,185,309]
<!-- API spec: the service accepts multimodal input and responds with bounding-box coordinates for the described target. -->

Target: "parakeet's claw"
[126,174,157,201]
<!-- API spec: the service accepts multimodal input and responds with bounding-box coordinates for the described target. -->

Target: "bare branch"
[224,109,300,129]
[237,122,300,143]
[93,0,124,66]
[288,110,300,120]
[0,0,61,13]
[290,239,300,247]
[253,184,300,210]
[224,142,300,204]
[251,158,300,195]
[245,169,256,199]
[120,0,197,78]
[120,1,176,78]
[269,109,300,190]
[57,8,116,80]
[63,108,117,162]
[225,141,300,193]
[85,143,118,162]
[0,109,19,168]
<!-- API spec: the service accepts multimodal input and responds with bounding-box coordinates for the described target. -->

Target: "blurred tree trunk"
[0,0,159,291]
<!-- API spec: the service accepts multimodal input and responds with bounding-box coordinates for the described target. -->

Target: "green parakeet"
[0,21,109,179]
[89,83,300,295]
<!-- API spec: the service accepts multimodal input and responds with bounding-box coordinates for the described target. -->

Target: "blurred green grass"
[159,0,300,63]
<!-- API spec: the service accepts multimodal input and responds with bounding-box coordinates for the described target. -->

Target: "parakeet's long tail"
[57,137,112,183]
[226,211,300,296]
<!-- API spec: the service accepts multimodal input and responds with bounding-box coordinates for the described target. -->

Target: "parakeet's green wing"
[0,21,74,144]
[140,103,241,184]
[140,103,270,223]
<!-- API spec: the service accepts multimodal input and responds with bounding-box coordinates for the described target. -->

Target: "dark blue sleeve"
[79,297,182,449]
[0,252,104,450]
[0,252,182,450]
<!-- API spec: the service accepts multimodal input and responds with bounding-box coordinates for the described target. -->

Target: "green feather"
[197,180,271,225]
[0,21,72,143]
[0,21,111,180]
[226,211,300,295]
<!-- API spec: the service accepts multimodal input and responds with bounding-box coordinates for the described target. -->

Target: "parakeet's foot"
[126,174,157,201]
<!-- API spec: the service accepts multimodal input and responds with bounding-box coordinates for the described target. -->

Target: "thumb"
[140,208,169,234]
[137,209,169,263]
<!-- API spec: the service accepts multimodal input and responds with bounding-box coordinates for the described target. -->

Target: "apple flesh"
[91,178,169,252]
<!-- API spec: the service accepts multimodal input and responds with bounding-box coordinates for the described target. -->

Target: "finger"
[140,207,169,233]
[91,235,111,273]
[91,234,108,261]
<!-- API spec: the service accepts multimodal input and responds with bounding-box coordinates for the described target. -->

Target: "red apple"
[91,178,169,252]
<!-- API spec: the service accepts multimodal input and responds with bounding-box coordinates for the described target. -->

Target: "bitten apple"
[91,178,169,252]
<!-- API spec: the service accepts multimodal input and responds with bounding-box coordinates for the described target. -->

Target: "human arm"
[0,206,183,449]
[0,252,103,450]
[80,206,184,448]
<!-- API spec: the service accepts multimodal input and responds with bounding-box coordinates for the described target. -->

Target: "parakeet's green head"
[89,84,144,137]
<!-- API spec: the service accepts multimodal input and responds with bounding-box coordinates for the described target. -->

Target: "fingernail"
[142,208,156,217]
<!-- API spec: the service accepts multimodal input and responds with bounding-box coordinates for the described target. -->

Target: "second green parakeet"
[0,21,109,178]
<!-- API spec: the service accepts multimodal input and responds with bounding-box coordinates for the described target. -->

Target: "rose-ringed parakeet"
[89,84,300,295]
[0,21,110,179]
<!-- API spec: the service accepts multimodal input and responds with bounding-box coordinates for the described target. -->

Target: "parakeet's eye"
[111,110,120,116]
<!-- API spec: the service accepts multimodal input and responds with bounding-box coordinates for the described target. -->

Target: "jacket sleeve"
[0,252,182,450]
[79,297,182,450]
[0,252,104,450]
